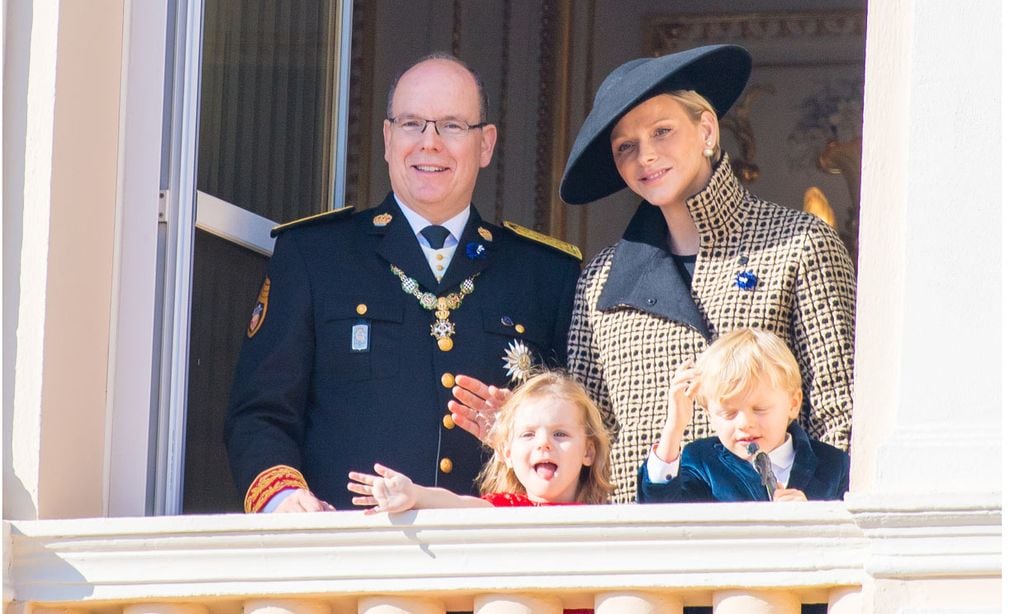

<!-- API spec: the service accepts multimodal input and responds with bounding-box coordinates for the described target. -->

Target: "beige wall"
[4,0,125,520]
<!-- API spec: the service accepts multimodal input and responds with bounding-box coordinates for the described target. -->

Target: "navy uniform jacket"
[225,194,580,510]
[636,422,849,503]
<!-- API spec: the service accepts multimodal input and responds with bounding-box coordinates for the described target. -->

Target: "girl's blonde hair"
[663,89,722,163]
[476,371,615,504]
[694,328,803,408]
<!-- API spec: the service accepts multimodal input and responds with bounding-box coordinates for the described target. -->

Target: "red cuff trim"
[244,465,308,513]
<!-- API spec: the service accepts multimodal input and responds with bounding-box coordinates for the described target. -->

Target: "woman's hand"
[348,463,417,514]
[448,374,511,444]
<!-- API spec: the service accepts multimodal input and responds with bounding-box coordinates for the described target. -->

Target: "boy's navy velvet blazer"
[637,422,850,503]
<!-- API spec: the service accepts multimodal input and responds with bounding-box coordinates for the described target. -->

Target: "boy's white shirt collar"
[760,433,796,488]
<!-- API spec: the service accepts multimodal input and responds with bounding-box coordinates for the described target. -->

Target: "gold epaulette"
[502,221,582,261]
[270,206,355,238]
[244,464,309,513]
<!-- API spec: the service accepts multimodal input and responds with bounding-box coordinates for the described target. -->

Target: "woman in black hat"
[453,45,855,503]
[559,44,856,502]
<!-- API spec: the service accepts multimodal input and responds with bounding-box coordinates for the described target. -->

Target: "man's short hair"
[385,52,489,122]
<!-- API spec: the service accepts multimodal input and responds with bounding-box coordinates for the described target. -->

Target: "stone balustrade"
[3,494,1001,613]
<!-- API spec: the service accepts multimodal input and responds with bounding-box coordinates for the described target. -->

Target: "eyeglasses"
[387,116,488,138]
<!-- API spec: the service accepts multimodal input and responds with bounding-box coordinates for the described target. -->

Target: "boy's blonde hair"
[476,371,615,504]
[694,328,803,408]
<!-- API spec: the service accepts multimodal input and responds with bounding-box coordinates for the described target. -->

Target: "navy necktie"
[421,225,450,249]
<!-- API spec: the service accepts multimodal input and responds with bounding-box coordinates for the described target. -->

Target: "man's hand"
[447,374,511,444]
[348,463,418,514]
[272,488,335,512]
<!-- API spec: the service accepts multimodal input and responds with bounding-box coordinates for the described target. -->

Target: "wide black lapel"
[783,423,819,493]
[717,444,771,502]
[597,202,711,339]
[435,205,496,295]
[373,194,439,292]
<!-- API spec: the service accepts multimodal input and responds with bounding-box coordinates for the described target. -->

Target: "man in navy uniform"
[224,53,581,512]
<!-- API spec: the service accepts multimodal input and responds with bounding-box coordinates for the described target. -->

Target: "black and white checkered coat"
[568,156,856,503]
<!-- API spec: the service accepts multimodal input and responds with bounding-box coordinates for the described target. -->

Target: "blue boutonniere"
[466,242,488,260]
[735,270,758,290]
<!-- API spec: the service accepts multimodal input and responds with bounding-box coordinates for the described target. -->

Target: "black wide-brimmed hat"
[559,44,752,205]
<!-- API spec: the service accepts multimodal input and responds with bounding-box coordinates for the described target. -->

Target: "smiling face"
[707,378,802,459]
[609,94,716,208]
[383,59,497,223]
[502,396,596,504]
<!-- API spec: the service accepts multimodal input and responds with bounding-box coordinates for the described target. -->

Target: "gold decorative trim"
[646,10,866,57]
[270,206,354,237]
[503,221,582,261]
[244,465,309,513]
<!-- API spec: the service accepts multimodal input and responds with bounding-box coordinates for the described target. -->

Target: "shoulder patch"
[270,206,355,238]
[502,221,582,261]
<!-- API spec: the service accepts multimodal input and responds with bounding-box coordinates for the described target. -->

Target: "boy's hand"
[348,463,417,514]
[448,374,511,445]
[666,360,700,430]
[653,360,701,464]
[772,486,808,502]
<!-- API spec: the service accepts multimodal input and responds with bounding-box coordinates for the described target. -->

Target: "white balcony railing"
[3,493,1001,613]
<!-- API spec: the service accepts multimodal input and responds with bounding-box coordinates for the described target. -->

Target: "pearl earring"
[702,141,715,159]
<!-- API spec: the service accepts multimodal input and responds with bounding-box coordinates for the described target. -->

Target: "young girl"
[348,371,615,511]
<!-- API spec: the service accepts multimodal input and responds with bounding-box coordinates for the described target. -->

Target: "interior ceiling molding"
[646,9,866,57]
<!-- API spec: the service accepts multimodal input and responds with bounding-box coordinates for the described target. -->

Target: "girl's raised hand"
[348,463,416,514]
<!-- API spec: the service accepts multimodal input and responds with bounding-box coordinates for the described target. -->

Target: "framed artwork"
[646,10,867,264]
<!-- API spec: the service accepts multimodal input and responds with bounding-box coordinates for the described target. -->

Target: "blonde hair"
[476,371,615,504]
[694,328,803,408]
[663,89,722,163]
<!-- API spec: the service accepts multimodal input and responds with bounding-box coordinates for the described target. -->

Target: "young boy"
[637,328,849,503]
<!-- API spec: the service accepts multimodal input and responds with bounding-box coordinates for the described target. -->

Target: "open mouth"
[640,168,669,183]
[533,462,558,480]
[413,164,449,173]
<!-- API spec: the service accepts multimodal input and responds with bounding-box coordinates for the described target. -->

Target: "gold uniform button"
[436,264,444,271]
[355,304,368,315]
[515,324,526,334]
[443,414,456,429]
[441,372,455,388]
[439,458,453,473]
[436,253,444,260]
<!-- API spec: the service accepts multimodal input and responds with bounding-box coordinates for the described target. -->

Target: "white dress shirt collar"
[393,195,470,248]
